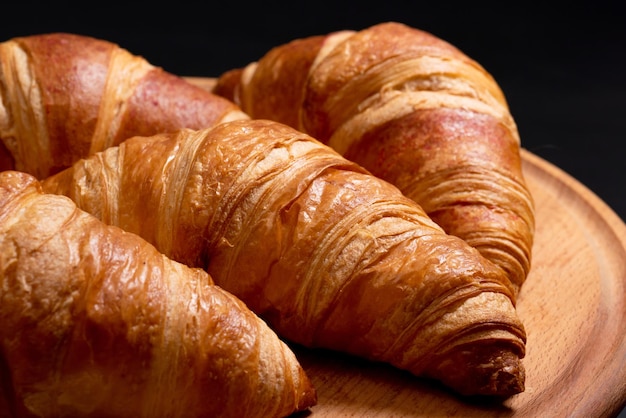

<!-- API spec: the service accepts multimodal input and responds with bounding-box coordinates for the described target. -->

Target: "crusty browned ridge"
[0,32,248,179]
[0,170,316,418]
[213,21,535,296]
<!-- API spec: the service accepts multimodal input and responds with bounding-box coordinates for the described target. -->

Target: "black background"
[2,2,625,416]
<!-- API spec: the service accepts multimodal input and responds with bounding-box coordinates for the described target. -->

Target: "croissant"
[212,21,535,294]
[0,170,316,418]
[42,118,527,398]
[0,32,248,180]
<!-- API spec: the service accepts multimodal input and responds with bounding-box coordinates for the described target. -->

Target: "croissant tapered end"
[297,374,319,412]
[213,68,245,105]
[425,344,525,398]
[290,362,318,412]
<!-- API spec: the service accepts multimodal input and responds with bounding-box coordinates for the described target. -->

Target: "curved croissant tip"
[425,345,525,397]
[294,368,318,413]
[296,386,318,413]
[473,351,525,397]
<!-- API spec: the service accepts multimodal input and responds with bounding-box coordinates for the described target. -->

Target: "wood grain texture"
[188,77,626,417]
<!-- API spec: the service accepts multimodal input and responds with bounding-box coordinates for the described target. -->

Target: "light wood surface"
[188,77,626,418]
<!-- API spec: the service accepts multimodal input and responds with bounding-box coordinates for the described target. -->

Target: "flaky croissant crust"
[43,119,527,397]
[0,32,247,179]
[0,29,529,399]
[213,22,535,295]
[0,170,316,418]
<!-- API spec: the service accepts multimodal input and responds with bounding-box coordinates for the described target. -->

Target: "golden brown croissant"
[212,21,535,294]
[42,118,527,398]
[0,170,316,418]
[0,32,248,180]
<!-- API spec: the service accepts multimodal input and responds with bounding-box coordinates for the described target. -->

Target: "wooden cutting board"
[189,77,626,417]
